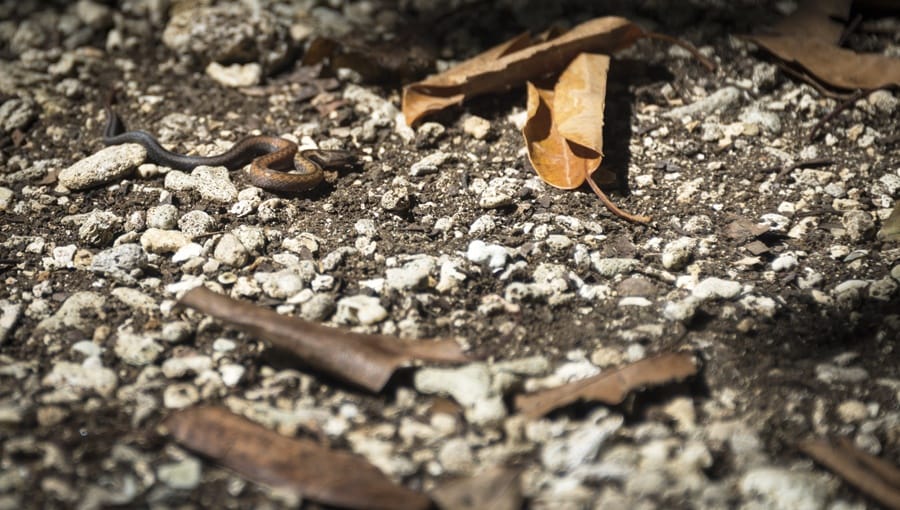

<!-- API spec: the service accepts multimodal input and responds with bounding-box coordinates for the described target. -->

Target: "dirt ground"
[0,0,898,508]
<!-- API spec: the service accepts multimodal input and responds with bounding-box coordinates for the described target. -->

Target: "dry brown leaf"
[430,466,522,510]
[515,353,697,418]
[748,35,900,90]
[523,81,600,190]
[402,16,645,125]
[772,0,851,43]
[746,0,900,90]
[179,286,469,392]
[522,55,650,223]
[163,406,432,510]
[800,437,900,509]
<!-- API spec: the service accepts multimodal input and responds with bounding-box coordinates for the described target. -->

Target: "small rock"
[300,294,336,321]
[219,364,245,387]
[35,292,105,335]
[0,97,36,132]
[415,363,506,425]
[836,400,868,423]
[42,360,117,398]
[437,438,475,474]
[177,210,216,237]
[663,298,700,321]
[771,254,798,272]
[739,108,781,135]
[75,0,112,28]
[590,256,639,277]
[868,89,897,114]
[0,187,14,211]
[462,115,491,139]
[869,277,898,301]
[162,355,213,378]
[479,177,518,209]
[739,467,833,510]
[157,457,202,490]
[59,144,145,190]
[816,363,869,384]
[146,204,179,230]
[159,321,193,344]
[410,151,450,177]
[140,228,191,254]
[165,165,237,203]
[692,277,742,300]
[78,210,121,247]
[335,295,388,325]
[841,210,875,242]
[110,288,157,313]
[542,414,623,472]
[163,383,200,409]
[661,237,696,270]
[90,243,147,284]
[664,87,741,119]
[205,61,261,87]
[114,330,164,366]
[213,233,249,267]
[385,257,435,291]
[0,300,22,345]
[466,240,508,271]
[380,188,411,212]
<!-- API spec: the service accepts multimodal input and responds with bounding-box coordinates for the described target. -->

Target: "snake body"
[102,106,352,193]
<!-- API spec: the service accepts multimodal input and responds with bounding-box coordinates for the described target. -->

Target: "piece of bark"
[403,16,644,125]
[162,406,432,510]
[430,466,522,510]
[515,353,697,418]
[800,437,900,510]
[178,286,469,392]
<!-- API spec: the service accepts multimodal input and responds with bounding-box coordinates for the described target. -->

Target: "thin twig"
[838,14,863,47]
[809,89,867,141]
[774,62,854,100]
[585,170,651,224]
[646,32,716,72]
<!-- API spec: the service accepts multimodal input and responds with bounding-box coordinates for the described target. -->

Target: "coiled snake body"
[102,105,353,193]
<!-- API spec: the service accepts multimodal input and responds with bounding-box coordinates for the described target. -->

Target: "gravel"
[1,2,897,509]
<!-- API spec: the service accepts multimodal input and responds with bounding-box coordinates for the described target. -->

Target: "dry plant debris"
[179,286,470,392]
[515,352,698,418]
[430,466,523,510]
[746,0,900,90]
[403,15,713,223]
[162,406,432,510]
[800,437,900,509]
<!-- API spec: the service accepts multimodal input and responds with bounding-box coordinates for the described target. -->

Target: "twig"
[646,32,716,72]
[774,62,854,100]
[838,14,863,47]
[585,170,651,224]
[808,89,867,141]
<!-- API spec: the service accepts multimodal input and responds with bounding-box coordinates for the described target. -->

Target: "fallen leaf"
[746,0,900,90]
[515,352,697,418]
[163,406,432,510]
[178,286,469,392]
[403,16,645,126]
[800,437,900,510]
[522,55,650,223]
[877,201,900,242]
[431,466,522,510]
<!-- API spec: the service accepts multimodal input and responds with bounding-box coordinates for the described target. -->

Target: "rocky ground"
[1,0,899,508]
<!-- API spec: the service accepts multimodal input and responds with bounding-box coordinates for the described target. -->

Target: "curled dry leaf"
[746,0,900,90]
[163,406,432,510]
[430,466,522,510]
[523,54,650,223]
[514,352,697,418]
[402,16,644,126]
[800,436,900,509]
[178,286,469,392]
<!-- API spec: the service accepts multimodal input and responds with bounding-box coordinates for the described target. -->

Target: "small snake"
[102,104,354,194]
